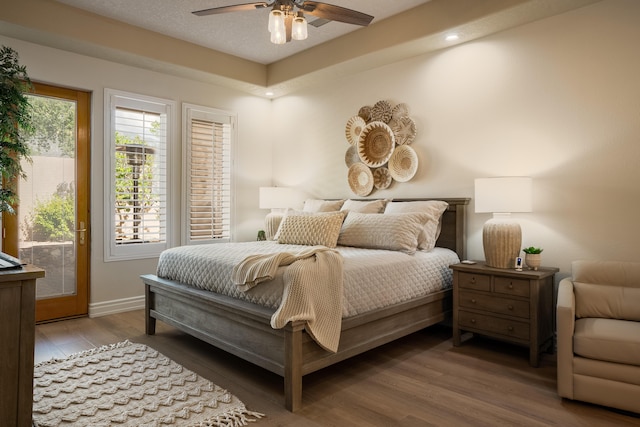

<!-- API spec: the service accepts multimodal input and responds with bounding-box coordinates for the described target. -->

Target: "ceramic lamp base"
[483,214,522,269]
[264,210,285,240]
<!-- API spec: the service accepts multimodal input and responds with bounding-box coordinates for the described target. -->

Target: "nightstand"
[450,261,559,367]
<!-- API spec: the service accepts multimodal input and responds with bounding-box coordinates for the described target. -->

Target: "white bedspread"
[156,241,459,319]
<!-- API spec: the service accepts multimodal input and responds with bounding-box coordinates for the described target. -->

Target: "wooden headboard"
[433,198,469,260]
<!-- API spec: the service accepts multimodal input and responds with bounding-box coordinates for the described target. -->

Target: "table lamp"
[259,187,296,239]
[475,177,532,269]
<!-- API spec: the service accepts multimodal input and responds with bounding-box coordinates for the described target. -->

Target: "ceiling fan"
[192,1,374,44]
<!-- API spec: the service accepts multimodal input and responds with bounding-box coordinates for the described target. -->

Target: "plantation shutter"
[105,89,173,261]
[184,105,234,244]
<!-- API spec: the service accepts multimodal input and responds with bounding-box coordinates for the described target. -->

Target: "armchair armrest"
[556,278,576,398]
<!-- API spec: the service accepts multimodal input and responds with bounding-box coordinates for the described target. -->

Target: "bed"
[142,198,469,411]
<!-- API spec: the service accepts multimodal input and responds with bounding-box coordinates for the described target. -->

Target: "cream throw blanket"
[232,246,343,353]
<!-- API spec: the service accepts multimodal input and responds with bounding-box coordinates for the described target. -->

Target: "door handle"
[76,221,87,245]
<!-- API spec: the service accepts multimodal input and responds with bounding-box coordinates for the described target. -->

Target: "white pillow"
[337,212,429,254]
[340,199,388,213]
[302,199,345,212]
[277,211,346,248]
[384,201,448,251]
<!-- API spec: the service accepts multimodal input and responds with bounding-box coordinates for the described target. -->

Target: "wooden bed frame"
[142,198,469,411]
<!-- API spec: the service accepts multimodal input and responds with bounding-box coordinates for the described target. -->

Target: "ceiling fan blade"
[308,17,330,28]
[193,2,270,17]
[300,1,373,26]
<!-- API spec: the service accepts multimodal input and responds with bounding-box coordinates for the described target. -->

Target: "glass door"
[3,82,90,322]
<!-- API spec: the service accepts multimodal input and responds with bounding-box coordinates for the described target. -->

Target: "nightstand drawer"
[457,272,491,291]
[458,310,530,341]
[458,290,530,319]
[494,277,530,298]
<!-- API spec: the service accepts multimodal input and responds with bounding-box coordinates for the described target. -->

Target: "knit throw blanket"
[32,341,264,427]
[232,246,344,352]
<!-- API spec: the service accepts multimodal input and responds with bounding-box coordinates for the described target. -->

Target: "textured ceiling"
[1,0,601,97]
[54,0,431,64]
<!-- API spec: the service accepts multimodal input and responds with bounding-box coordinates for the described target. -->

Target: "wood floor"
[35,310,639,426]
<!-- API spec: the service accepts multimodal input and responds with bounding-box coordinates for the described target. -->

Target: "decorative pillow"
[277,211,346,248]
[340,199,388,214]
[337,212,429,254]
[384,200,448,251]
[302,199,344,212]
[273,209,306,240]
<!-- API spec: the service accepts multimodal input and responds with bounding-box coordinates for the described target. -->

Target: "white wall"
[271,0,640,277]
[0,35,274,311]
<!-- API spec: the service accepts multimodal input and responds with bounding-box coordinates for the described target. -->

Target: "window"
[182,103,235,245]
[104,89,174,260]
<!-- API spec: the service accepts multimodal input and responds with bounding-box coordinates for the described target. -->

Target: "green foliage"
[26,95,75,157]
[523,246,543,254]
[114,131,157,239]
[30,183,75,242]
[0,45,33,214]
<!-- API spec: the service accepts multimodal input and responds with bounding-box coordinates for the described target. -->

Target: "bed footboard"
[142,273,451,411]
[143,274,308,410]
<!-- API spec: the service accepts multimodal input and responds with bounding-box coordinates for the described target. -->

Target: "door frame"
[3,82,91,322]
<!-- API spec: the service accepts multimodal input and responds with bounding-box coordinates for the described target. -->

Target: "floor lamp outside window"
[475,177,532,269]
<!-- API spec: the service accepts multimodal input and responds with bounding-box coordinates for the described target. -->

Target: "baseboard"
[89,295,145,318]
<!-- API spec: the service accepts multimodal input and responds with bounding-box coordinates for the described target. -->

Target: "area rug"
[32,340,264,427]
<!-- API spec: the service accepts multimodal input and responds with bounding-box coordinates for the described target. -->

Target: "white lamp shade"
[270,12,286,44]
[259,187,296,209]
[291,15,307,40]
[474,177,532,213]
[268,9,284,33]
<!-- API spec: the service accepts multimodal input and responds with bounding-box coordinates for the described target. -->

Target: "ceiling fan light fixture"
[270,12,287,44]
[268,9,283,33]
[291,11,307,40]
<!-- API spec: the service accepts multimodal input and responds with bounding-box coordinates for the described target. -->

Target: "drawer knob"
[508,326,514,331]
[508,283,514,289]
[471,299,476,304]
[471,277,476,284]
[471,319,476,324]
[508,305,514,310]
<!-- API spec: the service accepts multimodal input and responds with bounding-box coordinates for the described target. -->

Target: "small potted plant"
[522,246,543,270]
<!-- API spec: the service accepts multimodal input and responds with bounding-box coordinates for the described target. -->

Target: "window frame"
[104,88,174,261]
[181,103,236,245]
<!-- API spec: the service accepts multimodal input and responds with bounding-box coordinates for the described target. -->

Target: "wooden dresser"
[450,262,558,367]
[0,265,45,427]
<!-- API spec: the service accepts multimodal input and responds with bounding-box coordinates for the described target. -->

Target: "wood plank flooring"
[35,310,639,426]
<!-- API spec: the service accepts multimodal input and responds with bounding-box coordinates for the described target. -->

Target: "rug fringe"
[34,340,134,367]
[193,407,265,427]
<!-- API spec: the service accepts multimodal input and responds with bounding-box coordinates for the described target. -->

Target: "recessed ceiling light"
[445,34,459,41]
[265,91,274,97]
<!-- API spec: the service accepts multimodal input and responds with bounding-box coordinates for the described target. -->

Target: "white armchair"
[556,260,640,413]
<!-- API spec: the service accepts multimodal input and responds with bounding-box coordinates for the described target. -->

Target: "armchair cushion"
[572,260,640,288]
[574,282,640,320]
[574,318,640,366]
